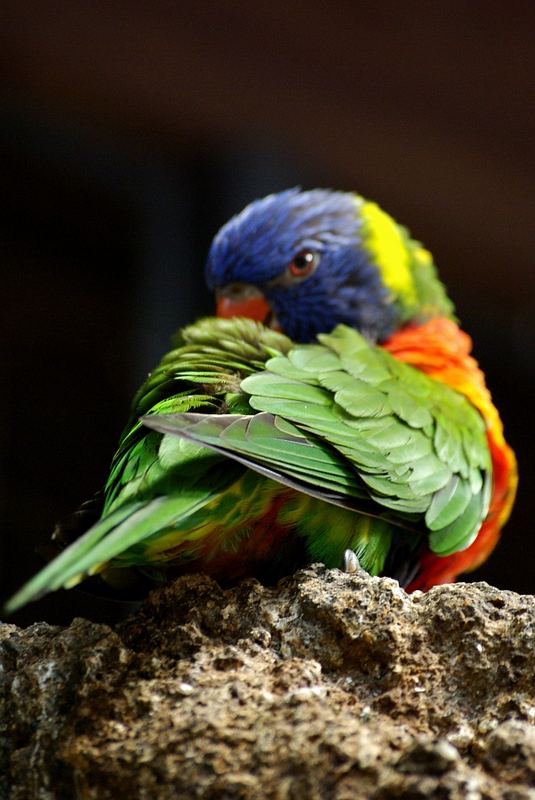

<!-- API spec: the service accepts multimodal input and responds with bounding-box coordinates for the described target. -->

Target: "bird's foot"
[342,549,360,574]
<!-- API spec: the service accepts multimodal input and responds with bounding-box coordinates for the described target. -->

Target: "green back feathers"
[104,318,292,512]
[146,321,492,559]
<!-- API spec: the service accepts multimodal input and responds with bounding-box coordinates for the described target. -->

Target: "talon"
[343,549,359,573]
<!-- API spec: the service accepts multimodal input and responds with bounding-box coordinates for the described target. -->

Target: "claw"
[343,549,360,574]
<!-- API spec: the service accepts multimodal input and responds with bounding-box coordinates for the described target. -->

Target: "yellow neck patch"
[359,199,417,309]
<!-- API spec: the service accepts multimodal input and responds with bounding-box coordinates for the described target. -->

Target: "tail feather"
[4,488,221,613]
[4,501,144,613]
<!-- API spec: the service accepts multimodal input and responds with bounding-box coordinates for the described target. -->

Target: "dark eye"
[288,250,319,278]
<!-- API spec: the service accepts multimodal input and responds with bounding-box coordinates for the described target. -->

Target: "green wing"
[4,318,292,613]
[144,324,492,558]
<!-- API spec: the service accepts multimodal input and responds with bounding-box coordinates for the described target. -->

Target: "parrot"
[5,188,517,613]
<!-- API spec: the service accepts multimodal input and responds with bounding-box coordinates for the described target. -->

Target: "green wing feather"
[144,324,492,558]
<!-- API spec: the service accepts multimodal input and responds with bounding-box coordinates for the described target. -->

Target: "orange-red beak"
[216,294,272,323]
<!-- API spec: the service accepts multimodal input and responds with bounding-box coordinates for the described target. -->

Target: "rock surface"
[1,565,534,799]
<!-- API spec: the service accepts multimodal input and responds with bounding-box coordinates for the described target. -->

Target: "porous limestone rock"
[1,565,534,799]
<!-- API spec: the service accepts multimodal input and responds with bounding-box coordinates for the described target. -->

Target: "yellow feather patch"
[140,472,275,560]
[360,200,417,307]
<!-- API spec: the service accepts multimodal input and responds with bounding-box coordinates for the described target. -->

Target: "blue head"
[205,188,443,342]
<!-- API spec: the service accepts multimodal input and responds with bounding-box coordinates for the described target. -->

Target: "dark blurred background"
[1,1,534,625]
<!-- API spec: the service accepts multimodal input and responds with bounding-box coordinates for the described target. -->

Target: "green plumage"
[148,322,491,553]
[6,317,491,613]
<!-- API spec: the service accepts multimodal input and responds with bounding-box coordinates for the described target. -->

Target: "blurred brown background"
[1,1,534,624]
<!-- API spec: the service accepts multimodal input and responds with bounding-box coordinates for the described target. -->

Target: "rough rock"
[1,565,534,799]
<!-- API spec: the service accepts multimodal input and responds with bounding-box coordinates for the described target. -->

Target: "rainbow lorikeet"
[5,189,517,613]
